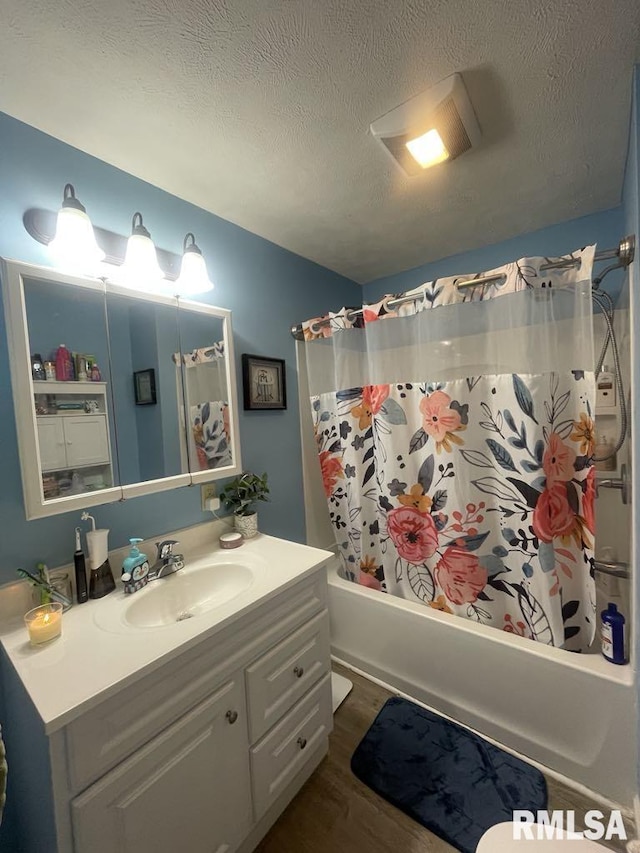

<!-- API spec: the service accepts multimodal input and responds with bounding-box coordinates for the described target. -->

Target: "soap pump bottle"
[601,602,626,664]
[74,526,88,604]
[82,511,116,599]
[121,538,149,594]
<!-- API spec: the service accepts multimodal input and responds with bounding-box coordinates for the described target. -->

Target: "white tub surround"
[0,531,333,853]
[327,559,636,808]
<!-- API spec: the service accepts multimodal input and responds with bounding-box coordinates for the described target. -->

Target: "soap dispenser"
[81,512,116,599]
[121,538,150,594]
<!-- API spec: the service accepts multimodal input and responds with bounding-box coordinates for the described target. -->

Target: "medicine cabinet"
[1,258,242,519]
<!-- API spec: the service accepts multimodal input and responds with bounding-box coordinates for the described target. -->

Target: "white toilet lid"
[476,822,610,851]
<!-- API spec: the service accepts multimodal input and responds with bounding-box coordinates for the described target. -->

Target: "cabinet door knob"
[293,665,304,678]
[226,710,238,724]
[297,736,307,750]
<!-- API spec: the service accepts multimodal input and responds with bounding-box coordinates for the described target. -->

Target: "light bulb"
[47,184,104,276]
[117,212,164,291]
[405,129,449,169]
[175,233,213,296]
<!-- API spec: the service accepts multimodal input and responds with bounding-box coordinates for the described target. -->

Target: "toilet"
[476,822,611,851]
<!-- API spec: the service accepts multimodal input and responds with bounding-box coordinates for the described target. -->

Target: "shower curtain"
[303,248,597,651]
[173,341,231,470]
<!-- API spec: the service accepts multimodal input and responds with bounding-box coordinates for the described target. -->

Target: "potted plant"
[220,471,270,538]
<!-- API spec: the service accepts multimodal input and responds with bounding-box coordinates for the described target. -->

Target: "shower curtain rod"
[290,234,635,340]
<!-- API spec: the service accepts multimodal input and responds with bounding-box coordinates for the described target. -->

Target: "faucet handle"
[156,539,180,559]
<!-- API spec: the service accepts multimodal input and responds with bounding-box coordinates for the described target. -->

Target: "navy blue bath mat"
[351,696,547,853]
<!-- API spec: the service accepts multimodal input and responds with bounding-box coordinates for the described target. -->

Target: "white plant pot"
[234,512,258,539]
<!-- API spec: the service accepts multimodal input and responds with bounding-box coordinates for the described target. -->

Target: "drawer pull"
[226,710,238,724]
[297,736,307,750]
[293,666,304,678]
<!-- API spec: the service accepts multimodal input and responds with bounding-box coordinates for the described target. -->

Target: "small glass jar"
[50,573,73,611]
[44,361,56,381]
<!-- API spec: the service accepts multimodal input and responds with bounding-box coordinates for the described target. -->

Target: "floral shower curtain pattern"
[303,248,597,651]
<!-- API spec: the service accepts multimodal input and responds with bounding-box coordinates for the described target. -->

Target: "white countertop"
[0,532,333,734]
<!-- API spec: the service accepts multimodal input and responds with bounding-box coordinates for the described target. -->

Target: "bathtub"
[326,557,636,808]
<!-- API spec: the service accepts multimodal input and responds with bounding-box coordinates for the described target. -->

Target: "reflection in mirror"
[176,309,232,472]
[23,276,117,501]
[106,293,188,485]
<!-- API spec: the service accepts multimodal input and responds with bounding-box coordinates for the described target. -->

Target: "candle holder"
[24,602,63,646]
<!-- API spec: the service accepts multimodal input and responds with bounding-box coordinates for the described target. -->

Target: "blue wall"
[0,110,360,585]
[364,207,626,305]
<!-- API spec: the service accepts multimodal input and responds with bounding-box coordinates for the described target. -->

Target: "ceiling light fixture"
[370,73,481,176]
[47,184,105,275]
[118,212,165,291]
[175,233,213,296]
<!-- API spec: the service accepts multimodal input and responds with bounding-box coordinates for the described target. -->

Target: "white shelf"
[37,412,107,418]
[33,380,106,392]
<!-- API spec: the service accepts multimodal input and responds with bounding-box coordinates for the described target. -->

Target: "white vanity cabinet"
[71,675,251,853]
[11,565,333,853]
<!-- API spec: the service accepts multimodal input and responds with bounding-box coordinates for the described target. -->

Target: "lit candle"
[24,603,63,645]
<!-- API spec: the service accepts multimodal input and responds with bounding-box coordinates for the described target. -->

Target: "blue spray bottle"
[600,603,625,664]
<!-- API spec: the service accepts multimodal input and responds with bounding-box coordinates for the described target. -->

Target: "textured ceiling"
[1,1,639,283]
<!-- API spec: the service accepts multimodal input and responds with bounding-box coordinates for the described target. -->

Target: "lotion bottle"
[55,344,73,381]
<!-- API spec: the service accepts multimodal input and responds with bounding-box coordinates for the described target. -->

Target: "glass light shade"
[118,233,165,291]
[405,129,449,169]
[48,206,105,276]
[175,249,213,295]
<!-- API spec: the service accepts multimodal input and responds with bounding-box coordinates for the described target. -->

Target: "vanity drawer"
[245,609,330,742]
[250,673,332,821]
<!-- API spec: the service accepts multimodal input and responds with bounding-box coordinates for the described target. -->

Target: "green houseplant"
[220,471,269,538]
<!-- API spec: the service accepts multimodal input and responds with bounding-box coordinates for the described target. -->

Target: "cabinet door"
[64,415,110,467]
[71,676,252,853]
[37,418,67,471]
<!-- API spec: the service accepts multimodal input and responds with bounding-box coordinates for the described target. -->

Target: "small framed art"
[242,354,286,410]
[133,368,157,405]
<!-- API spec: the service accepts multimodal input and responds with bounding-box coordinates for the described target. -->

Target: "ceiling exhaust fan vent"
[370,73,481,176]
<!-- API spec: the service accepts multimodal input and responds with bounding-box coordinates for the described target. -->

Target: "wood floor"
[254,663,633,853]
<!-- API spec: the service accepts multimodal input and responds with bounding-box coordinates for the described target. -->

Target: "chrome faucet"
[149,539,185,580]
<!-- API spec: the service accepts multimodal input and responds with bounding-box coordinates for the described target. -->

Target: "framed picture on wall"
[242,354,286,410]
[133,368,157,405]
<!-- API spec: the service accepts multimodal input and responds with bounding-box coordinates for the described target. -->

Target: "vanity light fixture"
[118,212,165,291]
[369,72,481,176]
[174,233,214,296]
[47,184,105,276]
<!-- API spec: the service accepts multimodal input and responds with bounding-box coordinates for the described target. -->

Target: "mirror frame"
[1,258,242,519]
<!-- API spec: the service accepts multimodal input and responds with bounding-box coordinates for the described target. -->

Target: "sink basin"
[122,563,254,628]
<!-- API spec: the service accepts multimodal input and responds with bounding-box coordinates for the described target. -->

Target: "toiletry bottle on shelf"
[90,363,101,381]
[82,512,116,599]
[601,603,625,664]
[74,526,88,604]
[31,353,45,381]
[55,344,73,381]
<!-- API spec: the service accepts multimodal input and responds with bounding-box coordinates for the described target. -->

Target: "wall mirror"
[1,258,241,519]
